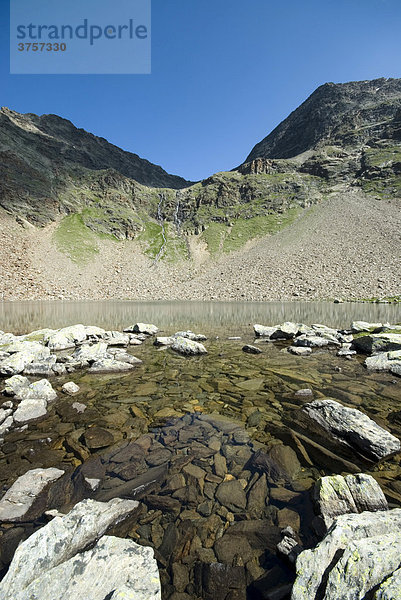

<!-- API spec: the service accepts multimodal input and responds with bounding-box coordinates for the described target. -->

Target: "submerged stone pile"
[0,318,400,599]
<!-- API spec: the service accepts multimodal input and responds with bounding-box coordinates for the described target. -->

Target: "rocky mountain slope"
[0,77,400,301]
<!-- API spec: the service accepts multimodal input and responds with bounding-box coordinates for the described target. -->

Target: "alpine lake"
[1,300,401,600]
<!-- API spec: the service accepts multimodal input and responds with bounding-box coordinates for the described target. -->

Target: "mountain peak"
[245,77,401,162]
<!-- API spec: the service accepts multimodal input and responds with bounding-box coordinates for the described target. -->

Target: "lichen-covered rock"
[7,536,161,600]
[0,498,149,599]
[0,343,50,375]
[46,324,88,350]
[292,509,401,600]
[171,336,207,356]
[323,533,401,600]
[300,398,400,461]
[0,467,65,522]
[313,474,388,529]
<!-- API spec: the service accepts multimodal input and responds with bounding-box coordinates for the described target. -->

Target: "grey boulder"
[292,509,401,600]
[0,498,158,600]
[299,398,400,461]
[0,467,65,522]
[171,336,207,356]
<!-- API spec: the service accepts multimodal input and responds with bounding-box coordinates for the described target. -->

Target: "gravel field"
[0,189,400,302]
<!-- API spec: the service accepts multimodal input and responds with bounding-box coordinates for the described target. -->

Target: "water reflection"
[0,300,400,334]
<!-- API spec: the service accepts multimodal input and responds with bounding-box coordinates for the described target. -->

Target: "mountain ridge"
[0,77,400,301]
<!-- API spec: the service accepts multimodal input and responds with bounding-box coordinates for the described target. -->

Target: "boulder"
[292,509,401,600]
[154,336,175,346]
[62,381,80,395]
[294,335,331,348]
[174,330,207,341]
[88,358,137,373]
[46,325,89,350]
[171,336,207,356]
[242,344,262,354]
[365,351,401,372]
[0,498,158,600]
[13,397,47,424]
[126,323,158,335]
[313,473,388,529]
[0,467,65,522]
[23,355,57,376]
[351,321,383,333]
[292,510,401,600]
[288,346,312,355]
[70,342,108,364]
[253,324,277,337]
[0,344,50,375]
[103,331,130,346]
[299,398,400,461]
[353,333,401,354]
[270,322,300,339]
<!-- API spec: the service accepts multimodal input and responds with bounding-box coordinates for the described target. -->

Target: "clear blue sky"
[1,0,401,181]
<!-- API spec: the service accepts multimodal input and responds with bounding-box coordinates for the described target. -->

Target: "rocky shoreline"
[0,318,400,599]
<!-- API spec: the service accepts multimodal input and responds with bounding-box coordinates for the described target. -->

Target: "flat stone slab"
[300,398,400,461]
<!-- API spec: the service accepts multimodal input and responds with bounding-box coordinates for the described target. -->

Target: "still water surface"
[1,300,400,334]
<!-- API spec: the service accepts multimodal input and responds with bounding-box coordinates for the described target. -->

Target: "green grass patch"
[137,221,165,260]
[53,214,102,264]
[200,208,300,255]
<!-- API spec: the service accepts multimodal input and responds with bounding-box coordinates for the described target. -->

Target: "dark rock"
[146,447,172,466]
[145,494,181,515]
[242,345,262,354]
[214,534,253,565]
[83,427,115,450]
[195,561,246,600]
[216,480,247,512]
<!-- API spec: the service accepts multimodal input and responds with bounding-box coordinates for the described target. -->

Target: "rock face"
[299,398,400,461]
[245,78,401,161]
[0,498,159,599]
[292,509,401,600]
[0,467,65,522]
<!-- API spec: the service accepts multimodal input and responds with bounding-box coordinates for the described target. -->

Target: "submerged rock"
[0,498,158,600]
[292,509,401,600]
[171,336,207,356]
[0,467,65,522]
[242,344,262,354]
[299,398,401,461]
